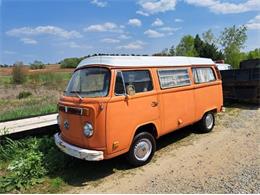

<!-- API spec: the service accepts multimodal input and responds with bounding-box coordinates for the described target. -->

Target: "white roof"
[77,56,214,68]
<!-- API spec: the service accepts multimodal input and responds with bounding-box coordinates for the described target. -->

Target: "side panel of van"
[157,67,195,134]
[105,69,160,158]
[192,66,223,120]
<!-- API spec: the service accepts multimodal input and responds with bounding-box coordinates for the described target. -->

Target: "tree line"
[153,25,260,68]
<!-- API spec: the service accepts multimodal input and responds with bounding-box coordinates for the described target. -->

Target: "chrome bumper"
[54,133,104,161]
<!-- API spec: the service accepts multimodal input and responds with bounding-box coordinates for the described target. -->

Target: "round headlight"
[83,123,93,137]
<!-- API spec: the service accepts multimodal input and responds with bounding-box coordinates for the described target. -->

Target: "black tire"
[198,112,215,133]
[127,132,156,167]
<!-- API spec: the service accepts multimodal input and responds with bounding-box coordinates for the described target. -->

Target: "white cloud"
[152,18,164,26]
[20,38,38,44]
[136,10,150,16]
[246,15,260,30]
[144,29,164,38]
[118,41,145,50]
[90,0,107,7]
[4,50,16,55]
[118,34,131,39]
[84,22,123,33]
[159,26,181,32]
[128,18,142,27]
[6,26,82,39]
[101,38,120,43]
[174,18,183,22]
[185,0,260,14]
[137,0,177,14]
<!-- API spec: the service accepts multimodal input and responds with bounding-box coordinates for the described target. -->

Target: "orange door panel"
[106,91,159,156]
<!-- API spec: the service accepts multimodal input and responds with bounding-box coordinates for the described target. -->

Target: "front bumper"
[54,133,104,161]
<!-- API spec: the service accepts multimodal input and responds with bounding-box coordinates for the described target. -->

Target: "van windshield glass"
[65,67,110,98]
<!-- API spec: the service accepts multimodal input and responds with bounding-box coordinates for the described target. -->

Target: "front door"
[106,69,159,155]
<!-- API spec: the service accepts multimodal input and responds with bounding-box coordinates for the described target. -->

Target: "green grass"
[0,72,71,89]
[0,97,57,122]
[0,71,72,121]
[0,76,12,85]
[27,72,71,90]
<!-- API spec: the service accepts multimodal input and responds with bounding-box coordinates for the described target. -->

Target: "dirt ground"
[66,105,260,193]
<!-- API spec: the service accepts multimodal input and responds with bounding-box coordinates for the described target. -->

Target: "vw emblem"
[64,120,69,129]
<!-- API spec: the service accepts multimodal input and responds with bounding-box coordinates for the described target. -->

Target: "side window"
[115,72,125,95]
[122,70,153,93]
[158,68,191,89]
[192,67,216,84]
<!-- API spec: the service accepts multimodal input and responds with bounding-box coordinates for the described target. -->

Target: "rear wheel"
[127,132,156,167]
[198,112,215,133]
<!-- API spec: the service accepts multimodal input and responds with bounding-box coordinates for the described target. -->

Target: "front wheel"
[127,132,156,167]
[198,112,215,133]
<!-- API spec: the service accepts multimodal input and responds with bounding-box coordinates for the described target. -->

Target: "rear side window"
[114,70,153,95]
[158,68,191,89]
[192,67,216,83]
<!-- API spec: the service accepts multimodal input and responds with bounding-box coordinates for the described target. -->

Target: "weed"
[49,177,64,192]
[17,91,32,99]
[12,63,27,84]
[0,136,70,193]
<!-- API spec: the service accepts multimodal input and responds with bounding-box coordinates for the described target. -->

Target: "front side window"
[192,67,216,83]
[158,68,191,89]
[114,70,153,95]
[65,67,110,98]
[115,72,125,95]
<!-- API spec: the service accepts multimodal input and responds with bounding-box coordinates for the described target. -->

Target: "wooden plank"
[0,113,58,135]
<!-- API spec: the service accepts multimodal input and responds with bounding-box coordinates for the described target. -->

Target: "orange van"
[55,56,223,166]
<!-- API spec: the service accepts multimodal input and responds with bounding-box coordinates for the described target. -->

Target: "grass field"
[0,65,73,122]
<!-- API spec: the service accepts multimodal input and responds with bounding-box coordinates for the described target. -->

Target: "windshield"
[65,67,110,98]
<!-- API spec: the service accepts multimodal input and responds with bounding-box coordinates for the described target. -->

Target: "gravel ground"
[67,105,260,193]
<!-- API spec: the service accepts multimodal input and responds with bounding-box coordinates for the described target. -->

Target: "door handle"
[151,101,159,107]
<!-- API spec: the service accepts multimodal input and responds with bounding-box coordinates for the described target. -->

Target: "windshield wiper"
[70,91,83,100]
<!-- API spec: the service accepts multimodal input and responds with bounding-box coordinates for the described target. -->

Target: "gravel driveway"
[67,105,260,193]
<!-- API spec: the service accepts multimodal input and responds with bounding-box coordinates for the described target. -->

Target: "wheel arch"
[134,122,159,139]
[201,107,218,120]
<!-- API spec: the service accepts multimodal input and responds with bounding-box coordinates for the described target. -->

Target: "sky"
[0,0,260,65]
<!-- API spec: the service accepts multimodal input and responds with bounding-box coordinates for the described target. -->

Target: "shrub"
[30,60,46,70]
[12,62,27,84]
[0,136,70,192]
[17,91,32,99]
[60,57,85,68]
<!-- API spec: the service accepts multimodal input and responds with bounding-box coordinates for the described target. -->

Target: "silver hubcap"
[134,138,152,161]
[205,114,214,129]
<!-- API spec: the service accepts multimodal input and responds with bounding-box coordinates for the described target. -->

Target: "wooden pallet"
[0,114,58,136]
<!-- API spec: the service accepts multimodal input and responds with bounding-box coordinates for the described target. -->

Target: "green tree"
[194,34,223,60]
[219,25,247,68]
[176,35,197,56]
[168,45,175,56]
[202,29,215,45]
[247,48,260,59]
[194,34,204,56]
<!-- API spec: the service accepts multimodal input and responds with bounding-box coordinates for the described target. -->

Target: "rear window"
[158,68,191,89]
[192,67,216,84]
